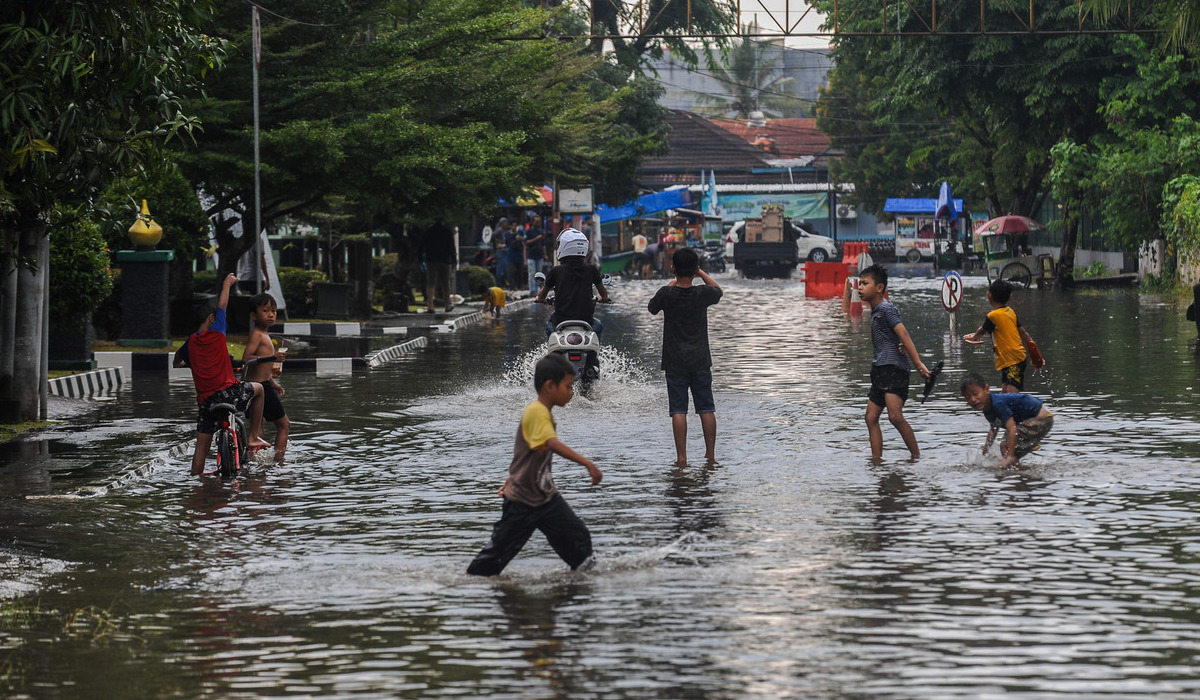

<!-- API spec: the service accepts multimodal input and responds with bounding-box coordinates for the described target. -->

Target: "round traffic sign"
[941,271,963,312]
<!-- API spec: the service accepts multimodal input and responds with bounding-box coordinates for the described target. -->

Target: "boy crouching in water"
[467,354,603,576]
[960,372,1053,467]
[186,274,271,476]
[242,293,289,459]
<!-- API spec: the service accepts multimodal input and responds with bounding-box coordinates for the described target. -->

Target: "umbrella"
[976,215,1045,235]
[511,185,554,207]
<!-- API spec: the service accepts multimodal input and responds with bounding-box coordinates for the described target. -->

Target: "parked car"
[726,219,839,263]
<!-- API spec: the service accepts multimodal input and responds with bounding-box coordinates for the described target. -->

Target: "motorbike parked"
[699,240,727,273]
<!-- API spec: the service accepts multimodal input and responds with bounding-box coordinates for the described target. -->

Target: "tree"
[689,21,800,120]
[0,0,226,420]
[1048,38,1200,279]
[179,0,670,287]
[1083,0,1200,53]
[813,0,1133,221]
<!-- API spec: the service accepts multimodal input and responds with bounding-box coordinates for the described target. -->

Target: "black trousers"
[467,493,593,576]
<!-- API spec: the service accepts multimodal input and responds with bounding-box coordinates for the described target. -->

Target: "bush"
[49,216,114,329]
[193,269,217,295]
[468,265,495,296]
[373,253,399,281]
[92,268,122,340]
[278,266,327,317]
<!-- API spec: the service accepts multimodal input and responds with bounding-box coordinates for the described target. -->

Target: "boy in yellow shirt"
[467,354,603,576]
[482,286,506,317]
[964,279,1038,393]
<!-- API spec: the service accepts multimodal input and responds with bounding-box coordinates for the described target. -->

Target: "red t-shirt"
[189,308,237,405]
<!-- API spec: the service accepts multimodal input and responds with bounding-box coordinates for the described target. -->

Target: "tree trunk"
[1057,216,1078,289]
[13,220,48,421]
[0,230,17,403]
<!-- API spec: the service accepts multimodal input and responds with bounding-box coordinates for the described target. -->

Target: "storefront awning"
[596,188,692,223]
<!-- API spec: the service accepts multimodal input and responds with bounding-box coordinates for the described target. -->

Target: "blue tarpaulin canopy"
[884,197,964,215]
[935,182,958,221]
[596,188,692,223]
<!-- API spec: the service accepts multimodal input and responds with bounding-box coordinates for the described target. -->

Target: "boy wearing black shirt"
[647,247,723,465]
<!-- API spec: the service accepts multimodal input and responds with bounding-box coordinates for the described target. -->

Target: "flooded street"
[6,270,1200,698]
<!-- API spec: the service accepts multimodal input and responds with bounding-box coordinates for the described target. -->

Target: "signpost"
[941,271,963,334]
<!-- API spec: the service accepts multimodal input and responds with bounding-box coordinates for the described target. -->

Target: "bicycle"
[206,401,248,480]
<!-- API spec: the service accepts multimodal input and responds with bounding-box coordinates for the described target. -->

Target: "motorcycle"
[534,271,610,396]
[700,240,727,273]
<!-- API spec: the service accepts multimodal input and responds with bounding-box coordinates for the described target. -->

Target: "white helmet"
[557,228,588,258]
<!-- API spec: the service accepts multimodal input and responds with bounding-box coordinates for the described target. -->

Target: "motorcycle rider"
[535,228,611,339]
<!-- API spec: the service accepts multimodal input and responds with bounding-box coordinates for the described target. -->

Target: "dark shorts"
[196,382,257,434]
[868,364,910,407]
[666,370,715,415]
[263,385,287,422]
[1000,359,1028,391]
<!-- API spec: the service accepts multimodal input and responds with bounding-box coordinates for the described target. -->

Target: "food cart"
[980,231,1039,287]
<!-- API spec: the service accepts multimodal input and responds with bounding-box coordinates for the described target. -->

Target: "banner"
[703,193,828,221]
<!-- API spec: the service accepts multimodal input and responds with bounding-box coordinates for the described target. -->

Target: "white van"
[726,219,839,263]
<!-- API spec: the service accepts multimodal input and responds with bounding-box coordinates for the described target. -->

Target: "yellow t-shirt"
[632,234,648,253]
[985,306,1026,370]
[504,401,558,506]
[485,287,506,308]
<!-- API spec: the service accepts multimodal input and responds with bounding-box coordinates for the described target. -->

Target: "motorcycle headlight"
[566,333,584,346]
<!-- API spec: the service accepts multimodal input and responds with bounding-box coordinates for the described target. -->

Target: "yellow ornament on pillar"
[127,199,163,248]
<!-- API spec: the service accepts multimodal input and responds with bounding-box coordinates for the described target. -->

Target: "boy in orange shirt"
[963,279,1039,393]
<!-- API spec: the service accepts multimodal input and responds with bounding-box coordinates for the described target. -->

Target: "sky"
[739,0,830,48]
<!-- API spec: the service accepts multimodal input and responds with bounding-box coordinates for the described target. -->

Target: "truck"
[731,206,838,279]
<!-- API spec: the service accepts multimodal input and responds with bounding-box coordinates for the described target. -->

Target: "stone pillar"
[116,250,174,346]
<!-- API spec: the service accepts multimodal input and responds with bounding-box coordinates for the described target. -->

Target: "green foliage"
[48,215,113,328]
[814,0,1133,217]
[277,266,328,318]
[89,267,124,341]
[178,0,668,283]
[691,21,800,119]
[1076,261,1109,278]
[467,265,495,296]
[373,253,399,281]
[0,0,227,225]
[95,159,210,265]
[192,269,217,295]
[1048,40,1200,254]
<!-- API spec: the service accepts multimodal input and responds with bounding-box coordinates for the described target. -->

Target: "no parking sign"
[941,271,963,312]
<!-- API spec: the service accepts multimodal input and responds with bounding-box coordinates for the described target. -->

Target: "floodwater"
[5,268,1200,698]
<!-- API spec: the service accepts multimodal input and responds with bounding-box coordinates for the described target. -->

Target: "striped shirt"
[870,300,910,369]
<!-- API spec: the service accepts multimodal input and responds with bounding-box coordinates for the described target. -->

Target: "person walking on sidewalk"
[420,215,457,313]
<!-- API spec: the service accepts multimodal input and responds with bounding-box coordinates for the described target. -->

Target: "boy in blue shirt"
[857,264,931,460]
[960,372,1054,466]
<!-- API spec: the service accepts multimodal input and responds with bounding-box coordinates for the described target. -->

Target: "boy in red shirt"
[184,273,271,475]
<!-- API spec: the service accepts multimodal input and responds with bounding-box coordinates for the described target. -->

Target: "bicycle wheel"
[216,429,238,480]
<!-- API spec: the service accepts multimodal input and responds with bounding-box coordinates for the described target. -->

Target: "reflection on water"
[5,272,1200,696]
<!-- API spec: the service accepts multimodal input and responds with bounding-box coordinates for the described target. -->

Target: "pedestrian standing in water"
[647,246,723,465]
[856,264,931,461]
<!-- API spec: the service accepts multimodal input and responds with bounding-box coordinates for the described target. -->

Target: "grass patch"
[0,421,55,443]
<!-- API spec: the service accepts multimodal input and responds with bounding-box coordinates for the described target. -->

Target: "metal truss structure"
[570,1,1161,40]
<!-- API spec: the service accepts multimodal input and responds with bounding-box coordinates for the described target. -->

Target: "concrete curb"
[364,336,429,368]
[48,367,124,398]
[26,439,193,499]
